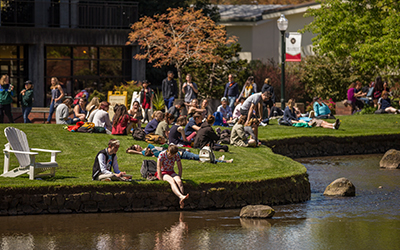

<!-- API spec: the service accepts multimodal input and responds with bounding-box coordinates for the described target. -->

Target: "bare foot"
[180,194,189,209]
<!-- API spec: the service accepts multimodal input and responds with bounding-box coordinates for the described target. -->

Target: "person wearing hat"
[20,80,34,123]
[217,97,233,123]
[312,96,335,119]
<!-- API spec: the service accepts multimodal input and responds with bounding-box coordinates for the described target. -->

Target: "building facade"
[0,0,144,107]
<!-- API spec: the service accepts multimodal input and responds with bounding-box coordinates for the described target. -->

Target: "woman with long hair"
[128,100,143,128]
[112,104,138,135]
[46,77,65,124]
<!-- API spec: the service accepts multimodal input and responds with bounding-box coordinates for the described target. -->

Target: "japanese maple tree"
[127,7,236,98]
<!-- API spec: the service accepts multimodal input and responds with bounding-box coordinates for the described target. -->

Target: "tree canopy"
[127,7,235,98]
[303,0,400,76]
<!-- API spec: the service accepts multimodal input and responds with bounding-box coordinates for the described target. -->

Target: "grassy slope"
[1,114,397,189]
[259,114,400,140]
[0,124,305,188]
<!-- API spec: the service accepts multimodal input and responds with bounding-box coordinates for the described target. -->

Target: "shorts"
[311,118,323,127]
[155,170,176,180]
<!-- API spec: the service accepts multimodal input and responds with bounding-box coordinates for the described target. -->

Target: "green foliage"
[303,0,400,76]
[89,90,106,102]
[297,55,372,101]
[184,43,249,99]
[248,59,306,102]
[355,106,377,115]
[152,90,165,111]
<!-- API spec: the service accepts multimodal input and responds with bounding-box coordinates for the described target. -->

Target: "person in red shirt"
[112,104,138,135]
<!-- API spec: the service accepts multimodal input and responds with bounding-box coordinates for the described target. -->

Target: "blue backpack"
[213,111,224,126]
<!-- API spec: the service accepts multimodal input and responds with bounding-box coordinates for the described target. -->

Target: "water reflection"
[1,154,399,250]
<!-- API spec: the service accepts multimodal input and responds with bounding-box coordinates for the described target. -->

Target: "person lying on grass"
[284,99,340,129]
[156,145,189,209]
[126,144,232,163]
[92,139,131,181]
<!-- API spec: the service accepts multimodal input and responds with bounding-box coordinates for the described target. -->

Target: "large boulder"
[323,177,355,197]
[239,205,275,218]
[380,149,400,169]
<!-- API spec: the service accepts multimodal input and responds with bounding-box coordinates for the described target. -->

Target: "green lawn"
[0,114,397,189]
[0,124,305,189]
[259,114,400,140]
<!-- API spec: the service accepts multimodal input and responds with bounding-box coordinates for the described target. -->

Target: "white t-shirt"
[241,93,262,111]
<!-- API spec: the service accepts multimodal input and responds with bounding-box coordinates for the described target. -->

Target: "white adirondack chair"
[2,127,61,180]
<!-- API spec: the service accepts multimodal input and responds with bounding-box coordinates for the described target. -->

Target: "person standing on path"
[46,77,65,124]
[182,74,198,105]
[20,80,34,123]
[223,74,239,111]
[162,71,178,110]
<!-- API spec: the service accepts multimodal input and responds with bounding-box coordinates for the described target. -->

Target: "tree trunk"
[177,67,183,100]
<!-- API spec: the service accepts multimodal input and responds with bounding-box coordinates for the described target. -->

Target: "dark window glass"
[74,60,98,75]
[73,47,98,59]
[100,47,122,59]
[46,60,71,78]
[47,46,71,58]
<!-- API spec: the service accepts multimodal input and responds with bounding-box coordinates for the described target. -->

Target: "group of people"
[346,76,400,114]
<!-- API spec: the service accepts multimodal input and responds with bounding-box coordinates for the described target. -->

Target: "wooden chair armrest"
[3,149,38,155]
[30,148,62,153]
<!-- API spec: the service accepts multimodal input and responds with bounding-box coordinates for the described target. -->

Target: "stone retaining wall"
[0,174,310,216]
[263,134,400,158]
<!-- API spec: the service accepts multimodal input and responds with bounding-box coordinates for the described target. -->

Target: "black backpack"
[140,160,157,181]
[132,128,146,141]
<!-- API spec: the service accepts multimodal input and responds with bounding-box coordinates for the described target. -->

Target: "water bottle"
[7,84,13,92]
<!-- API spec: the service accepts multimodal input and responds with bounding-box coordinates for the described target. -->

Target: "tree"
[303,0,400,76]
[184,43,249,99]
[127,7,236,99]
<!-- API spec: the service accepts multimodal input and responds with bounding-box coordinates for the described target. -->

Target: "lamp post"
[277,14,288,109]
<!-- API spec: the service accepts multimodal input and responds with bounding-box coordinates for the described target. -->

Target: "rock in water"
[380,149,400,169]
[239,205,275,218]
[323,177,355,197]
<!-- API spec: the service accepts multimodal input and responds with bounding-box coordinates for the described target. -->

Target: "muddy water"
[1,154,399,250]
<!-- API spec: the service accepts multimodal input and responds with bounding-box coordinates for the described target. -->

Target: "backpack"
[140,160,158,181]
[199,146,216,163]
[73,91,86,105]
[132,128,146,141]
[145,134,166,145]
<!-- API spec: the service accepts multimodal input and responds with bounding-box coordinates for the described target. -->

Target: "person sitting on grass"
[56,98,78,125]
[217,97,233,123]
[184,112,203,141]
[168,101,185,123]
[92,101,112,133]
[86,97,100,122]
[92,139,131,181]
[156,145,189,209]
[126,144,232,163]
[312,97,335,119]
[169,116,191,146]
[112,104,138,135]
[230,115,257,147]
[244,117,261,146]
[128,100,143,128]
[155,112,173,142]
[377,91,400,114]
[144,111,164,135]
[73,96,87,122]
[194,115,220,149]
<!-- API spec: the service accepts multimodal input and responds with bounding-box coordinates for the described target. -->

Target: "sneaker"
[334,119,341,130]
[218,155,225,161]
[260,122,267,127]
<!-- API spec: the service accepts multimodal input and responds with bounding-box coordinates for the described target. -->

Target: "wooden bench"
[11,107,51,123]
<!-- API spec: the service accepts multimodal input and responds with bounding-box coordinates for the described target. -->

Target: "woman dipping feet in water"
[156,145,189,209]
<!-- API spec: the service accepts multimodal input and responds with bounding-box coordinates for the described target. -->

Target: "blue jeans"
[22,106,32,123]
[228,96,236,111]
[164,97,175,110]
[47,100,56,122]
